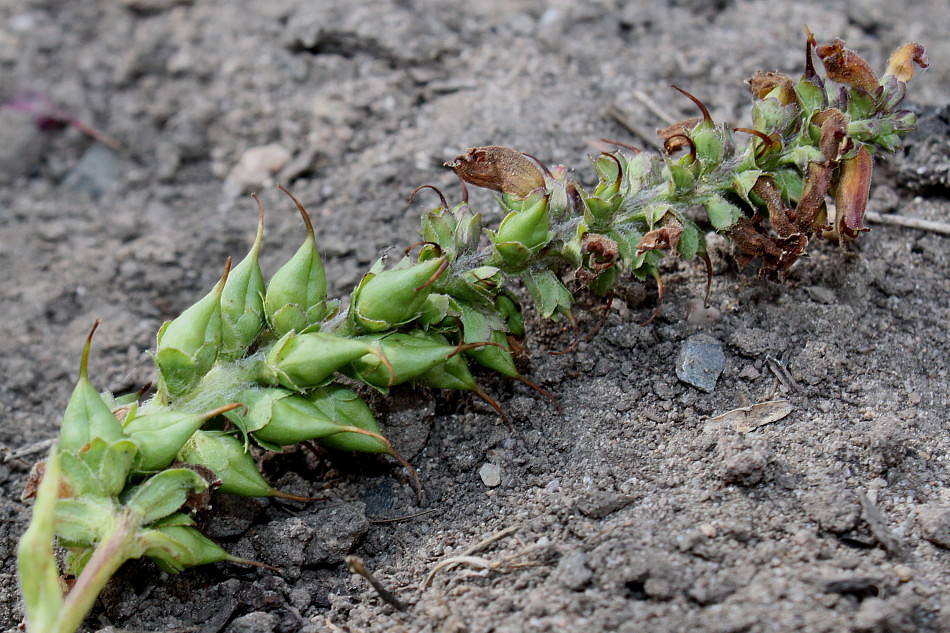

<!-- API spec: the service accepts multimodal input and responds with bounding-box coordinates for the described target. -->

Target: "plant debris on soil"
[1,1,948,632]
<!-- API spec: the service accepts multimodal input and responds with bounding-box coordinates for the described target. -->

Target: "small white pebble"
[479,463,501,487]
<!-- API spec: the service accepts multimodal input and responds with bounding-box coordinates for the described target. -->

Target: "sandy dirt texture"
[1,1,948,632]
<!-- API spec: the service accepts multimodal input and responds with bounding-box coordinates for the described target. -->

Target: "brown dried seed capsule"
[445,146,545,198]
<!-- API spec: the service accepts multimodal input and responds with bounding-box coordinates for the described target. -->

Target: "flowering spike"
[18,35,928,632]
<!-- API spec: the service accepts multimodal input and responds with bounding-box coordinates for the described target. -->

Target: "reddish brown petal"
[835,144,873,240]
[884,43,929,82]
[812,108,849,162]
[637,223,684,255]
[815,39,879,93]
[581,233,619,272]
[445,146,545,198]
[751,176,797,238]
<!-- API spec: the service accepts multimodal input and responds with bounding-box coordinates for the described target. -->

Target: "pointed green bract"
[346,331,463,389]
[155,263,229,398]
[263,216,328,336]
[178,431,278,497]
[220,210,265,360]
[59,325,125,452]
[227,388,354,446]
[125,468,207,525]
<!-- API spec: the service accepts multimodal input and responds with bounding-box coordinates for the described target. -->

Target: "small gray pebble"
[676,334,725,392]
[62,144,118,197]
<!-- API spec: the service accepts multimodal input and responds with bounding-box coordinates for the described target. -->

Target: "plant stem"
[53,511,139,633]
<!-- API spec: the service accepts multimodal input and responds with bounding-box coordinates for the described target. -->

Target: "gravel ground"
[1,1,948,632]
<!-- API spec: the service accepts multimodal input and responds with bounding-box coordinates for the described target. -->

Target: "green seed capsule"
[346,331,469,389]
[155,262,229,398]
[139,523,234,573]
[350,256,447,333]
[453,205,483,255]
[123,404,239,472]
[219,205,265,361]
[59,323,126,452]
[178,431,304,499]
[124,468,208,525]
[491,189,551,266]
[225,387,372,448]
[308,384,390,454]
[263,189,328,337]
[259,331,390,391]
[691,125,725,168]
[458,302,519,378]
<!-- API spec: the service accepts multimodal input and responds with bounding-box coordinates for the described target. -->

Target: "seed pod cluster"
[17,33,926,633]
